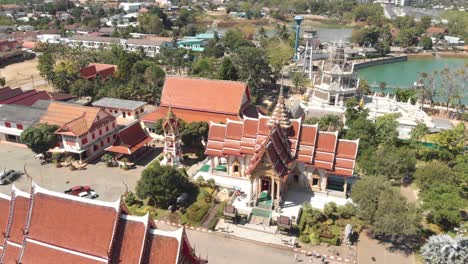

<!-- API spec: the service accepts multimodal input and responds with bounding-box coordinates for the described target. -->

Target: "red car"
[64,186,91,196]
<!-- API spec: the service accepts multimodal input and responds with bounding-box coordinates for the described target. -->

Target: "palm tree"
[275,24,289,41]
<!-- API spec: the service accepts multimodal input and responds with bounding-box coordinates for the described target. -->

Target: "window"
[92,133,95,140]
[233,165,239,173]
[112,123,115,128]
[99,130,102,136]
[107,137,110,143]
[106,126,108,132]
[312,178,319,186]
[5,122,11,128]
[113,134,117,139]
[128,112,132,116]
[16,124,23,130]
[100,141,104,147]
[81,138,88,145]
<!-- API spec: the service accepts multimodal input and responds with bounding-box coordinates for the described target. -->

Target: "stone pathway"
[200,203,220,228]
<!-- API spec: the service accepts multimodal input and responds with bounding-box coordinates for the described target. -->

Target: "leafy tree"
[421,235,468,264]
[396,28,419,47]
[232,46,272,101]
[318,114,342,132]
[344,108,376,152]
[420,184,465,229]
[291,72,309,93]
[136,162,195,208]
[373,188,420,237]
[218,57,238,81]
[359,145,416,182]
[222,29,252,50]
[352,176,420,238]
[420,36,433,50]
[20,124,59,154]
[265,39,293,77]
[191,57,216,78]
[357,79,371,95]
[375,113,399,146]
[432,123,466,156]
[442,10,468,39]
[38,52,55,83]
[138,14,163,34]
[203,39,225,58]
[352,4,383,23]
[414,160,458,190]
[180,122,209,148]
[323,202,339,221]
[409,123,428,144]
[52,60,79,93]
[350,176,391,225]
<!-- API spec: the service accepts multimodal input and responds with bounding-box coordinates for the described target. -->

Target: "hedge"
[186,202,210,222]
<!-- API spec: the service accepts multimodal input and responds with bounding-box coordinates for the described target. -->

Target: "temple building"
[141,77,259,136]
[0,183,202,264]
[196,90,359,219]
[160,108,184,166]
[306,44,359,109]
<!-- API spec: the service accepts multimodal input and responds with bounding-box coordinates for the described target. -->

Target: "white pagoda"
[307,44,359,108]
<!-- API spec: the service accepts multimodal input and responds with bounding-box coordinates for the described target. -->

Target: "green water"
[358,57,468,104]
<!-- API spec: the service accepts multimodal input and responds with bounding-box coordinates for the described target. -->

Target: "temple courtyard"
[0,143,159,200]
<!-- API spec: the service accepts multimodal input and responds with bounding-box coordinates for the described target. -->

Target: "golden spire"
[268,79,291,129]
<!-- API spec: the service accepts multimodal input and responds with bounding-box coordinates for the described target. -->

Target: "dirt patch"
[0,58,42,86]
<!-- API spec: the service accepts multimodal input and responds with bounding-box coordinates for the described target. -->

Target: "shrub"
[337,203,357,219]
[186,202,210,222]
[207,217,219,230]
[196,176,205,186]
[320,236,339,246]
[300,234,310,243]
[102,153,114,167]
[206,178,216,188]
[126,192,137,206]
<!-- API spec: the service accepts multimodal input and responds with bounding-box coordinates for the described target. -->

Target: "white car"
[78,191,89,198]
[78,190,98,199]
[0,170,18,185]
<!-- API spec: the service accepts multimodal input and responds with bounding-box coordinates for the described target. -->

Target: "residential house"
[124,37,172,57]
[119,2,142,12]
[79,63,117,80]
[68,35,121,49]
[0,39,26,65]
[39,102,118,162]
[92,97,147,120]
[0,104,45,143]
[141,76,258,135]
[0,183,203,264]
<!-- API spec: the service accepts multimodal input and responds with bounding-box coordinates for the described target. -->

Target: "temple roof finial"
[268,77,291,129]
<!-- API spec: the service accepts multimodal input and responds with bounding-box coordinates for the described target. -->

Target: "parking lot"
[0,143,157,201]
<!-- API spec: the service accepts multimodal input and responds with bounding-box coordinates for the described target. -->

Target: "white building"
[119,2,141,12]
[0,104,45,144]
[365,94,435,139]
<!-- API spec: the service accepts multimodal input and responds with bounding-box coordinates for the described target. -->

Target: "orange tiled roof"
[142,106,241,124]
[205,115,359,177]
[40,102,114,136]
[161,76,249,115]
[0,184,202,264]
[106,121,153,155]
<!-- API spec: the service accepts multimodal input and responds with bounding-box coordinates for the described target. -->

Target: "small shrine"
[161,107,184,166]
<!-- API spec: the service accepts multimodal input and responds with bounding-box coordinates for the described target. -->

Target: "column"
[210,157,214,173]
[343,179,348,196]
[276,180,281,202]
[322,175,328,192]
[270,177,274,200]
[250,178,254,200]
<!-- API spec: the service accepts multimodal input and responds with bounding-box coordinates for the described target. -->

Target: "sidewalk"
[215,219,295,247]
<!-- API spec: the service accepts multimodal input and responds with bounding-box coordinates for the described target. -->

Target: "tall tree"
[218,57,238,81]
[37,52,55,83]
[136,162,195,208]
[421,235,468,264]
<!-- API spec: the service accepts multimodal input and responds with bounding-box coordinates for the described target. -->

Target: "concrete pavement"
[0,143,146,201]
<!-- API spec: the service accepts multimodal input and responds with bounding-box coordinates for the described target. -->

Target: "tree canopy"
[136,162,196,208]
[20,124,59,154]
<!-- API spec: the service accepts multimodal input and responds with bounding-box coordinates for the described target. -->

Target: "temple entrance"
[261,179,270,192]
[327,176,344,192]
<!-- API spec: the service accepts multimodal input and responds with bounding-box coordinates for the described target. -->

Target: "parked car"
[0,170,19,185]
[78,190,98,199]
[64,186,91,195]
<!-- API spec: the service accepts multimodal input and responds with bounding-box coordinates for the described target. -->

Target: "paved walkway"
[357,233,414,264]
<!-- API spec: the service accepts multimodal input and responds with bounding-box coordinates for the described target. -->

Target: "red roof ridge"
[23,238,108,263]
[119,213,150,264]
[32,182,120,211]
[12,184,30,198]
[166,75,246,85]
[0,192,11,201]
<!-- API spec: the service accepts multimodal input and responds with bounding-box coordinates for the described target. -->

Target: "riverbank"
[354,56,407,70]
[406,51,468,58]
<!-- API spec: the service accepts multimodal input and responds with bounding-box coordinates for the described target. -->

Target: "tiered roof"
[106,121,153,155]
[0,87,52,106]
[205,115,359,177]
[0,183,201,264]
[142,76,252,124]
